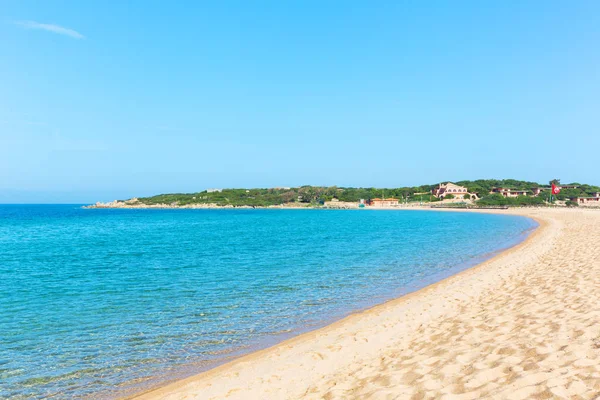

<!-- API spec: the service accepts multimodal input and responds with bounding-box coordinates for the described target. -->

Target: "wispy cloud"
[14,20,85,39]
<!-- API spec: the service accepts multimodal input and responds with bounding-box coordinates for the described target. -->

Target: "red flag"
[552,183,561,195]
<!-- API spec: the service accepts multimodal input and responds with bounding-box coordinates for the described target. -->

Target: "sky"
[1,1,599,203]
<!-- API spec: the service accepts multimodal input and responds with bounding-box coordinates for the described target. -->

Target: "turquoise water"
[0,205,537,399]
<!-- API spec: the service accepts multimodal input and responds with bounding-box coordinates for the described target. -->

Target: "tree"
[549,178,561,186]
[281,191,296,203]
[466,185,486,198]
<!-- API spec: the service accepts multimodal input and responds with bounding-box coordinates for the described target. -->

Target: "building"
[206,188,223,193]
[573,192,600,206]
[490,188,529,198]
[432,183,469,199]
[531,187,549,196]
[369,198,399,207]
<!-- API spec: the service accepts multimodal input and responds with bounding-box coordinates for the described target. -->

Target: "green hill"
[132,179,599,207]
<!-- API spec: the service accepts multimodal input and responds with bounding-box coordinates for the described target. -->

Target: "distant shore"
[89,180,600,211]
[128,208,600,399]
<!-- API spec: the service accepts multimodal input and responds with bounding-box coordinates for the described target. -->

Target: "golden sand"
[133,208,600,399]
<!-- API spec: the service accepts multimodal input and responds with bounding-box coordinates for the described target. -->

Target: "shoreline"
[128,208,571,400]
[116,209,537,399]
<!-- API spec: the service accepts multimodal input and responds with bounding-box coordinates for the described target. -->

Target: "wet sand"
[132,208,600,399]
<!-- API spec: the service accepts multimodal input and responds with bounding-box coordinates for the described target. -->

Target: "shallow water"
[0,206,537,398]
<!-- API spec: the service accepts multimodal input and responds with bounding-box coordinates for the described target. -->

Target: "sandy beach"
[133,208,600,399]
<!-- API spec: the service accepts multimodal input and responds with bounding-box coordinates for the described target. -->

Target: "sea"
[0,205,537,399]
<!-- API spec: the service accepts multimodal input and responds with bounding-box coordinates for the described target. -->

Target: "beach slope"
[134,208,600,399]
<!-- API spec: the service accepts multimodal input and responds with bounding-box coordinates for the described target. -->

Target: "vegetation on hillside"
[476,194,546,206]
[137,186,440,207]
[134,179,600,207]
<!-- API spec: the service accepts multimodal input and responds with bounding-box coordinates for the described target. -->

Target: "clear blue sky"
[1,1,599,203]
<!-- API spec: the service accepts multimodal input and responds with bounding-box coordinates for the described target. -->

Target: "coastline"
[127,207,600,399]
[112,209,536,399]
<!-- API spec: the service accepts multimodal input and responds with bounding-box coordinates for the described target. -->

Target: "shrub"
[477,193,509,206]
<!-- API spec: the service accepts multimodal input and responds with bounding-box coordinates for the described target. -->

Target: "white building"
[432,183,470,199]
[490,188,529,198]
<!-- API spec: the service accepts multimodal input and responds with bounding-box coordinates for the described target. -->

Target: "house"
[369,198,399,207]
[432,183,469,198]
[490,188,529,198]
[573,192,600,206]
[531,187,549,196]
[206,188,223,193]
